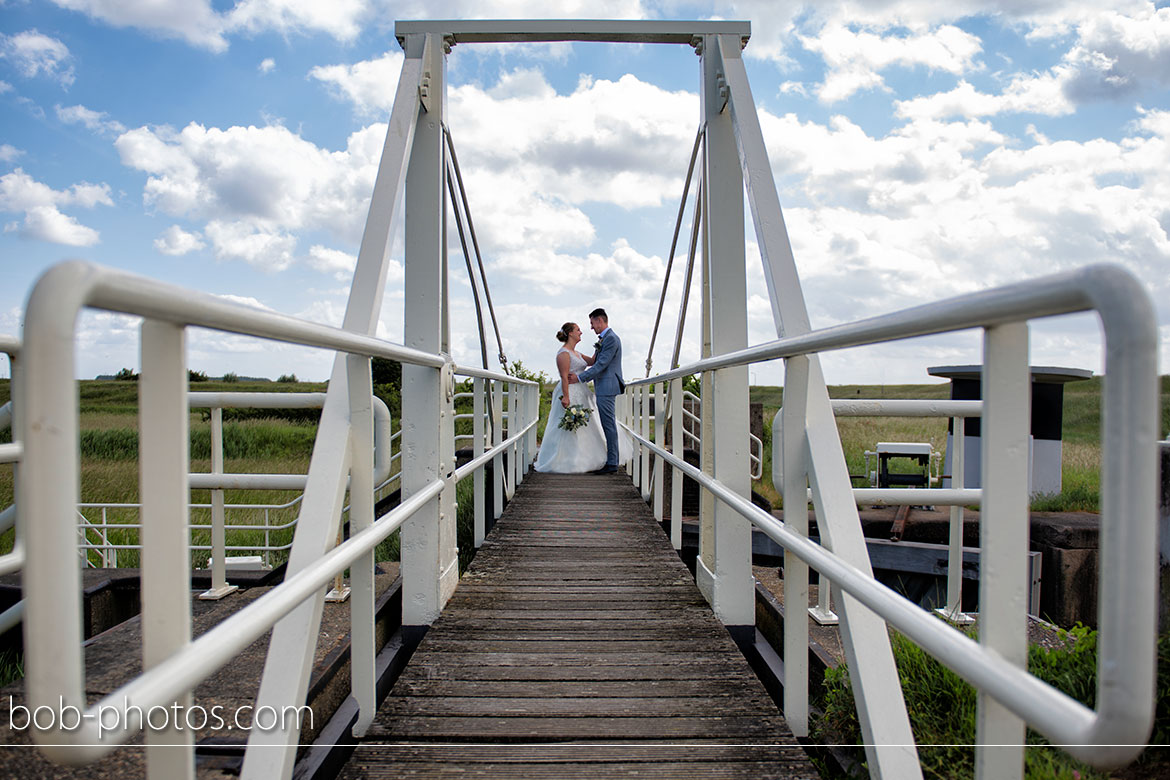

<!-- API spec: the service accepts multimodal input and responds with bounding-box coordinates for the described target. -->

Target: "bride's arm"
[556,351,572,408]
[579,348,597,366]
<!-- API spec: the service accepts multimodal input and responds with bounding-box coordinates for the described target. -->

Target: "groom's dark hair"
[588,307,607,321]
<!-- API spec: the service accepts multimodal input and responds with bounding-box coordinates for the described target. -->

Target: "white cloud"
[203,220,297,271]
[258,57,275,74]
[306,245,356,279]
[1057,6,1170,101]
[0,145,21,162]
[49,0,228,51]
[752,103,1170,347]
[801,23,983,103]
[310,51,404,116]
[0,30,74,86]
[226,0,372,42]
[115,121,386,249]
[22,206,101,246]
[0,167,111,246]
[154,224,205,255]
[894,74,1073,121]
[56,103,127,135]
[0,80,12,93]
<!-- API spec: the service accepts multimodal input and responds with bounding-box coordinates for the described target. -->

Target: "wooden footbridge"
[4,16,1158,780]
[340,471,814,779]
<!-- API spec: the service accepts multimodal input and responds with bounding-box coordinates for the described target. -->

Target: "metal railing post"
[509,382,521,488]
[975,323,1030,780]
[939,413,972,623]
[653,381,665,521]
[669,380,684,548]
[492,380,504,518]
[346,354,377,736]
[199,406,237,600]
[780,356,810,736]
[139,320,194,780]
[640,384,651,500]
[809,574,838,625]
[473,377,486,547]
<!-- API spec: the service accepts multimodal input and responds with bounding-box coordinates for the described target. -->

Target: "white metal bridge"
[0,18,1160,780]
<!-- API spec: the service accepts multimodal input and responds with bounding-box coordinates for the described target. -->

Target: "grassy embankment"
[748,375,1170,512]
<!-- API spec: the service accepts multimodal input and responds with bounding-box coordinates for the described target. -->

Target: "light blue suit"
[577,328,625,468]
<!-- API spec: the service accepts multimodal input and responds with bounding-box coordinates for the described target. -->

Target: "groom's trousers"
[596,393,619,467]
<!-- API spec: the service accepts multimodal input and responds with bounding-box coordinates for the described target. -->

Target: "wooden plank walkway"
[340,471,817,779]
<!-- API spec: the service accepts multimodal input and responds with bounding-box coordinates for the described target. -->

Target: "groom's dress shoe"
[597,465,618,474]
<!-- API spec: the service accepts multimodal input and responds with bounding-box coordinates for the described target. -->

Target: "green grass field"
[747,375,1157,512]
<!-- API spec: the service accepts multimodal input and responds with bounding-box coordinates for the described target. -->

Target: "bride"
[534,322,631,473]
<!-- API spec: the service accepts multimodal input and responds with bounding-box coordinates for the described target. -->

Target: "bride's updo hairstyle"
[555,322,577,343]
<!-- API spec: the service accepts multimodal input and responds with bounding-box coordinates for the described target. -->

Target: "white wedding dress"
[534,348,631,473]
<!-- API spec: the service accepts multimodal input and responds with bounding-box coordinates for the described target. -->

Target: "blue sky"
[2,1,1168,385]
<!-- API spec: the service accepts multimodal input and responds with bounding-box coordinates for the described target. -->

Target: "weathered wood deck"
[341,471,817,779]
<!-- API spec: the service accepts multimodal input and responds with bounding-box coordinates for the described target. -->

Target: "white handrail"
[18,259,542,766]
[628,263,1157,767]
[17,260,446,761]
[0,337,20,579]
[26,477,445,758]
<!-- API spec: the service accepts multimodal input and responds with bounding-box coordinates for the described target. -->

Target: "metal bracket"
[441,360,456,403]
[324,586,351,603]
[420,70,432,113]
[808,604,839,626]
[690,35,703,55]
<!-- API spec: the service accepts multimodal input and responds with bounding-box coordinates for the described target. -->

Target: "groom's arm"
[578,334,618,382]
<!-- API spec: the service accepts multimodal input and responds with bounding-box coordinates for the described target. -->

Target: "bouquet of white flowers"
[558,404,592,432]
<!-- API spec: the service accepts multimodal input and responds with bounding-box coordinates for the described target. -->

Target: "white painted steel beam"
[395,19,750,45]
[716,34,921,778]
[242,36,429,780]
[697,33,753,630]
[401,31,457,630]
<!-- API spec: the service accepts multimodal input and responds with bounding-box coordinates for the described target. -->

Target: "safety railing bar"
[0,334,19,357]
[625,425,1099,743]
[0,442,22,464]
[630,264,1126,387]
[848,488,980,505]
[33,261,447,369]
[453,364,538,385]
[0,401,12,432]
[33,476,445,756]
[188,392,327,409]
[830,399,983,417]
[0,543,23,576]
[0,598,23,634]
[0,504,14,534]
[453,419,537,484]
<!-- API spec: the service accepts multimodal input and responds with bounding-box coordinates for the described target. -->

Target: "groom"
[570,308,625,474]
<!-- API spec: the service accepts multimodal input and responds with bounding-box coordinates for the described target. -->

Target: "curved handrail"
[627,263,1157,766]
[18,260,448,760]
